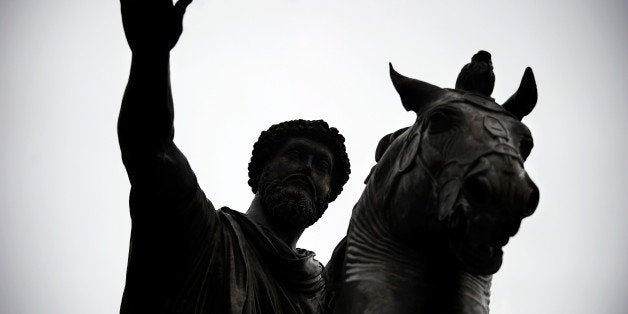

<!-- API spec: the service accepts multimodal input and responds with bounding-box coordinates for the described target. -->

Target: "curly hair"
[248,119,351,202]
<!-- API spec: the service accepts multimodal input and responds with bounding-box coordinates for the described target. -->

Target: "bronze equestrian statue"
[118,1,540,312]
[325,51,539,313]
[118,1,351,312]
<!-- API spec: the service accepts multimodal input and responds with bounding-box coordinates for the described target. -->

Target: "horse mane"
[375,127,409,162]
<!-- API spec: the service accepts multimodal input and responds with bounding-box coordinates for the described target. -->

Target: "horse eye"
[427,111,452,133]
[520,137,534,160]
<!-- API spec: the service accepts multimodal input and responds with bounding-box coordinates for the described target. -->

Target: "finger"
[174,0,193,15]
[154,0,174,9]
[122,0,169,11]
[120,0,138,9]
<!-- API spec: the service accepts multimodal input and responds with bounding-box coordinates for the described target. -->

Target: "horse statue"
[324,51,540,313]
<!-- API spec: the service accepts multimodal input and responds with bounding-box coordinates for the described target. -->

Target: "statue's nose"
[463,154,539,224]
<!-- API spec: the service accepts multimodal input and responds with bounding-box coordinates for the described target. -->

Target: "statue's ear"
[502,67,538,120]
[390,63,446,113]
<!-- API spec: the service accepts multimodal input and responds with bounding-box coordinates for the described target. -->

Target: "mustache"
[282,174,316,199]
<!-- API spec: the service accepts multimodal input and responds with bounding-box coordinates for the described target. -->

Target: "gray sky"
[1,0,626,313]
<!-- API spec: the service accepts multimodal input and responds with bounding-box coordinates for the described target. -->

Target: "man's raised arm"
[118,0,190,161]
[118,0,209,212]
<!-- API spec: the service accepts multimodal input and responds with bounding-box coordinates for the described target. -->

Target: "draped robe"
[120,145,325,313]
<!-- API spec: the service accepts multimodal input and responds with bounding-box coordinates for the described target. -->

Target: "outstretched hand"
[121,0,193,53]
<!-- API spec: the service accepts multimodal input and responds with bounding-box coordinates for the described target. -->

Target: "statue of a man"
[117,1,351,313]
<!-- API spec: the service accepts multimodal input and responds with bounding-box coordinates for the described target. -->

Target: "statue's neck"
[341,202,492,313]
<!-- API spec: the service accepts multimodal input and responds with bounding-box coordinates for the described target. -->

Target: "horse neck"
[341,188,493,313]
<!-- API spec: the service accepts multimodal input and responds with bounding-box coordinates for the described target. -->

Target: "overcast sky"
[1,0,627,313]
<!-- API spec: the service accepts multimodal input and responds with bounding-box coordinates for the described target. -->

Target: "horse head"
[364,52,539,276]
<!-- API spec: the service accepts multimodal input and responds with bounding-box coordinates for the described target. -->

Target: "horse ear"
[502,67,538,120]
[390,63,445,113]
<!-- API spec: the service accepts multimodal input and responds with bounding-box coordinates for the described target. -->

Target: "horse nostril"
[465,175,492,206]
[508,220,521,237]
[522,185,539,217]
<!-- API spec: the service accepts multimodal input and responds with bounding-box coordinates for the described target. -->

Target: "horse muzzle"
[463,154,539,223]
[447,154,539,275]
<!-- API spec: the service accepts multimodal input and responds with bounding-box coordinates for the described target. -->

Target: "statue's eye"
[315,160,331,173]
[427,111,452,134]
[520,137,534,160]
[285,149,300,159]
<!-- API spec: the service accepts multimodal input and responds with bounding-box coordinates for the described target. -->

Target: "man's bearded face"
[258,138,334,231]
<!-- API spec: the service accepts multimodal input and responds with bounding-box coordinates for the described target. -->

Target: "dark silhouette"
[117,1,350,312]
[324,52,539,313]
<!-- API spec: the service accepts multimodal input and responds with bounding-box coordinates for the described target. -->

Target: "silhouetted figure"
[118,1,350,312]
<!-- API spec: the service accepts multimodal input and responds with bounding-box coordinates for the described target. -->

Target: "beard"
[258,172,329,231]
